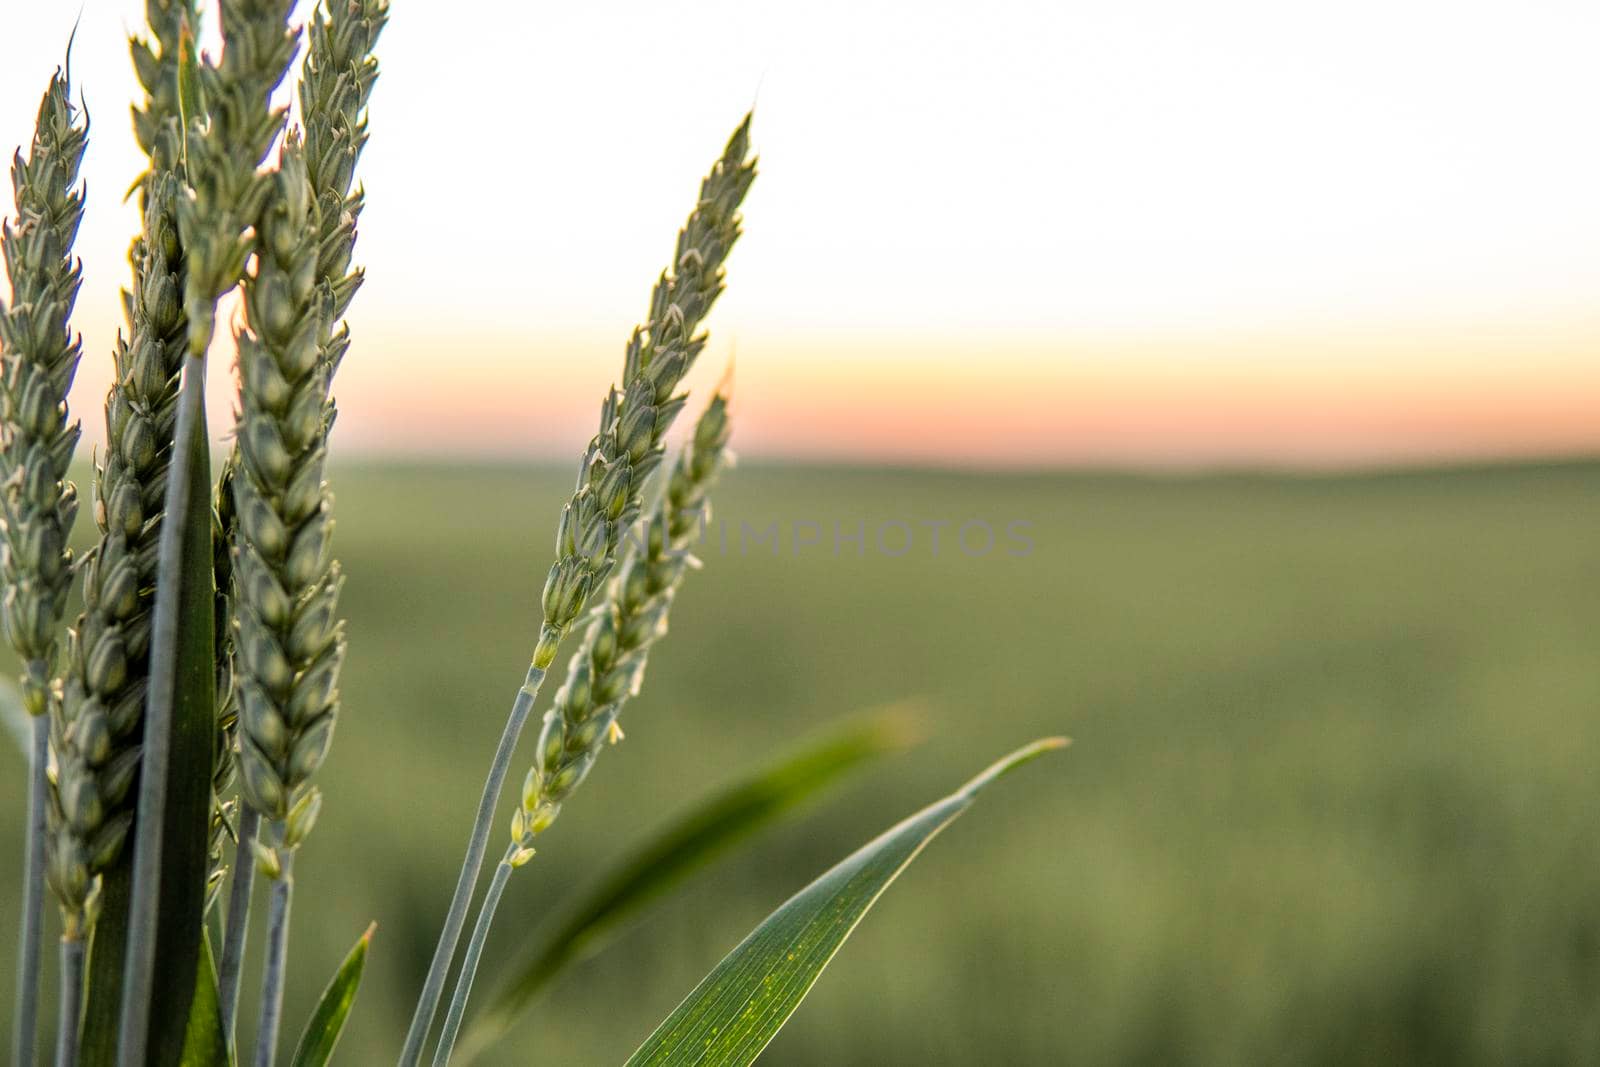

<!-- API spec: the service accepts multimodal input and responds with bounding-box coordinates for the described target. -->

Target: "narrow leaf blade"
[179,936,230,1067]
[459,706,920,1062]
[119,361,218,1065]
[624,737,1067,1067]
[289,922,375,1067]
[80,861,133,1063]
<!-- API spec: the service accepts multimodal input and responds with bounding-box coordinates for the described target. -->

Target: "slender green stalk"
[431,850,516,1067]
[402,119,756,1066]
[15,716,47,1067]
[400,671,544,1065]
[253,838,294,1067]
[56,937,84,1067]
[218,804,260,1043]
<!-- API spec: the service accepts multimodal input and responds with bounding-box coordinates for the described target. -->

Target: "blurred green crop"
[3,457,1597,1064]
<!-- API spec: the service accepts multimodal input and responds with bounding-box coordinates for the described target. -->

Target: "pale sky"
[3,0,1599,467]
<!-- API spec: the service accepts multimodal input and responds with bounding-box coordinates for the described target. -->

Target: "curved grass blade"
[624,737,1068,1067]
[118,356,218,1065]
[81,864,134,1063]
[457,706,922,1063]
[179,935,231,1067]
[289,922,376,1067]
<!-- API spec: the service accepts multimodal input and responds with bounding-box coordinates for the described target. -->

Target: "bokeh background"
[4,0,1600,1062]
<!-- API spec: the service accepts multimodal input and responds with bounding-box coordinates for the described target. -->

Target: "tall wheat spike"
[402,117,757,1065]
[0,64,86,1067]
[38,8,198,1064]
[214,2,387,1043]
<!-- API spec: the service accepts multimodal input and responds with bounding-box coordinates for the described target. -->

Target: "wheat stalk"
[0,63,86,1067]
[431,391,735,1065]
[401,117,756,1066]
[212,4,386,1044]
[227,137,344,1067]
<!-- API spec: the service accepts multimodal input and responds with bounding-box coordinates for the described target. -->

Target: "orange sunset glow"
[5,0,1599,468]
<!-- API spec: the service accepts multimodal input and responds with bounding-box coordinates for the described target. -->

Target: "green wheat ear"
[430,390,739,1066]
[0,68,85,725]
[231,138,343,836]
[519,391,736,852]
[533,116,757,670]
[402,117,758,1067]
[0,63,87,1067]
[47,2,200,949]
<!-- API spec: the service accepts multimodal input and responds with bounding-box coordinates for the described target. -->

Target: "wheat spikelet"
[177,0,299,360]
[228,0,385,840]
[47,1,199,921]
[130,0,201,185]
[229,142,342,843]
[532,117,755,672]
[0,70,85,723]
[300,0,387,388]
[515,393,732,856]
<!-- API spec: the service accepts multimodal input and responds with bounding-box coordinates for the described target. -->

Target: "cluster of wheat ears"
[2,3,1061,1066]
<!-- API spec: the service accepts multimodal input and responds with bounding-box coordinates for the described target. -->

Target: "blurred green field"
[3,459,1599,1064]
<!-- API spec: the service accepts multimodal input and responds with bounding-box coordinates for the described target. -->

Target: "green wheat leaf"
[118,362,218,1064]
[178,936,231,1067]
[624,737,1068,1067]
[458,706,921,1063]
[289,922,376,1067]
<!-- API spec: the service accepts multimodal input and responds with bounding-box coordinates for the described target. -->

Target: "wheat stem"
[254,833,294,1067]
[207,0,385,1024]
[431,848,516,1067]
[218,803,260,1044]
[14,715,47,1067]
[1,68,87,1053]
[55,936,83,1067]
[399,667,544,1067]
[403,118,753,1066]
